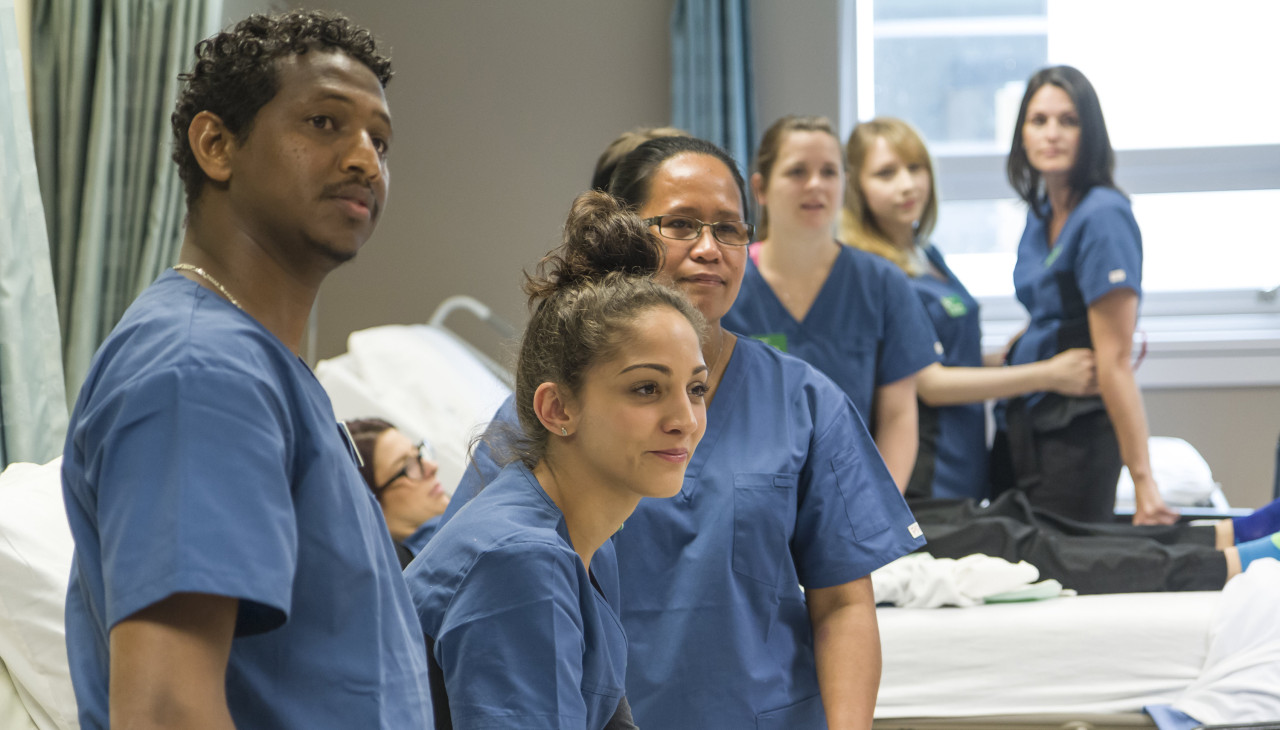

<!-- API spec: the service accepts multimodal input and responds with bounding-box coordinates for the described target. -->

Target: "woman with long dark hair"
[996,65,1176,525]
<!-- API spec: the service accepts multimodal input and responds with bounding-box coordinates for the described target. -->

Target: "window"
[849,0,1280,307]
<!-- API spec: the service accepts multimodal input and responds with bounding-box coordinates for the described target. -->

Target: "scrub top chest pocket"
[732,472,798,587]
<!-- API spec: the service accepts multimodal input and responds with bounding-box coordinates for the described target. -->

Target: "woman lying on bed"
[347,418,451,568]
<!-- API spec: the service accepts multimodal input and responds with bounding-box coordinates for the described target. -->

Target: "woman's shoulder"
[409,468,579,625]
[424,467,568,561]
[1077,186,1133,217]
[729,337,856,416]
[836,243,915,292]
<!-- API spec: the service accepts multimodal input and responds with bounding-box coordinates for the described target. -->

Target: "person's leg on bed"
[1220,497,1280,545]
[1235,532,1280,572]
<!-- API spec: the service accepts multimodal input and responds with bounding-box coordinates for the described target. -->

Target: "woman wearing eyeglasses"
[347,418,450,568]
[722,115,939,490]
[445,135,924,729]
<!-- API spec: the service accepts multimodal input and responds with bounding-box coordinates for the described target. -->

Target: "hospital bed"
[874,562,1280,729]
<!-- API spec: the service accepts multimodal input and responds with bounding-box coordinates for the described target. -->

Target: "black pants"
[909,491,1227,595]
[992,396,1122,523]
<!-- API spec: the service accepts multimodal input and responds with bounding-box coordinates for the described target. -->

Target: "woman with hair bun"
[405,190,709,729]
[446,136,924,729]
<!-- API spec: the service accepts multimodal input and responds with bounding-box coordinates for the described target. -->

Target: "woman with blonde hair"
[844,116,1097,501]
[722,115,940,490]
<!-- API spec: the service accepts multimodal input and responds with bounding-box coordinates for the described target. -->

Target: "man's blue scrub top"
[61,271,431,729]
[722,243,939,419]
[446,338,924,728]
[1005,186,1143,413]
[407,463,627,730]
[909,244,989,501]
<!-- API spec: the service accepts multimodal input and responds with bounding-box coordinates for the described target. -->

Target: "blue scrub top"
[909,244,989,501]
[62,271,431,730]
[402,515,442,556]
[407,463,627,730]
[722,243,939,420]
[447,338,924,728]
[1005,187,1142,412]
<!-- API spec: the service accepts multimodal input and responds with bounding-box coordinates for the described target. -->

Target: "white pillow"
[1116,436,1220,508]
[0,458,79,729]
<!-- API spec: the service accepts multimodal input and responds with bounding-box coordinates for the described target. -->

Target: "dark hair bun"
[525,191,664,302]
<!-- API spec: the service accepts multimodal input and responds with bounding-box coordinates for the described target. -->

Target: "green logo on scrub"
[753,333,788,353]
[940,295,968,318]
[1044,245,1064,267]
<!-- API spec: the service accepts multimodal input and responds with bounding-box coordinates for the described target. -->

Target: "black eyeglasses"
[373,440,435,498]
[643,215,754,247]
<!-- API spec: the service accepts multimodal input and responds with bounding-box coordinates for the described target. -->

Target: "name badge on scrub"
[940,295,968,318]
[753,332,789,353]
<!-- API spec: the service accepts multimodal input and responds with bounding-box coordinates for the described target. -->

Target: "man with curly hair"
[60,11,431,728]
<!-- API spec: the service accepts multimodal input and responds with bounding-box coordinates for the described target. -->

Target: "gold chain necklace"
[707,327,727,376]
[173,264,243,310]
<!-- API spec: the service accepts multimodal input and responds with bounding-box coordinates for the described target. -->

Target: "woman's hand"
[1132,475,1179,525]
[1044,348,1098,396]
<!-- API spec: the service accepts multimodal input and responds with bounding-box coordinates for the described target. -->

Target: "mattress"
[875,591,1220,719]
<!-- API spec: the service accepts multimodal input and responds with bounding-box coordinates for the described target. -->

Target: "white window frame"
[840,0,1280,389]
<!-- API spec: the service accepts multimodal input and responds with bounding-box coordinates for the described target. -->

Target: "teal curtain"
[670,0,757,178]
[0,0,67,466]
[30,0,221,398]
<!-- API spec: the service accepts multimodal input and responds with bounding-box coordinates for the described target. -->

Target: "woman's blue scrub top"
[1004,186,1143,413]
[909,244,989,500]
[407,463,627,730]
[446,338,924,728]
[722,243,939,420]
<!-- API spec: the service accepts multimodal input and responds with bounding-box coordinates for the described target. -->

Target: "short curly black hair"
[171,10,393,208]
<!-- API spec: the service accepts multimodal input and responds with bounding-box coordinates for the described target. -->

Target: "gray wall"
[751,0,842,131]
[299,1,673,369]
[213,1,1277,508]
[1145,388,1279,509]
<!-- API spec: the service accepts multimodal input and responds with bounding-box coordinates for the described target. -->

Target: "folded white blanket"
[871,552,1063,608]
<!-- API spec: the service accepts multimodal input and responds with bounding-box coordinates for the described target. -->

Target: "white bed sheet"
[876,591,1219,718]
[0,459,79,730]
